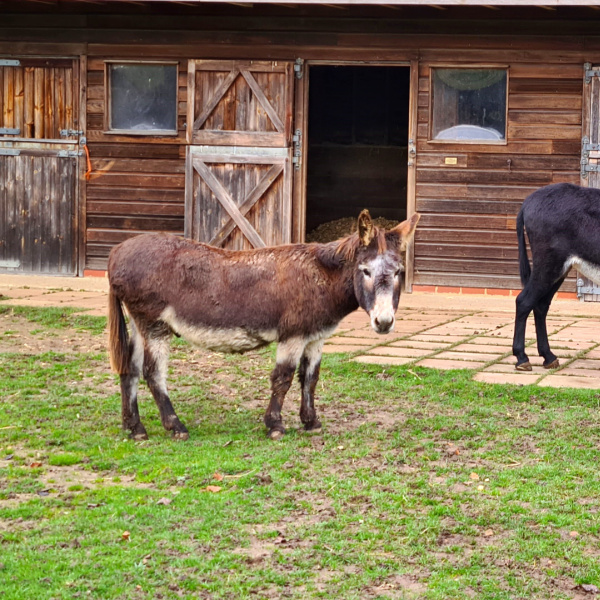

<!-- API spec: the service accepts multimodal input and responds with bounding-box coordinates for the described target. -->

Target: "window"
[431,68,507,142]
[107,62,178,134]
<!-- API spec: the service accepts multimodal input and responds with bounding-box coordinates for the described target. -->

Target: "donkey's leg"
[513,282,542,371]
[298,339,324,432]
[264,338,305,440]
[120,319,148,440]
[143,331,189,440]
[513,266,564,371]
[533,277,565,369]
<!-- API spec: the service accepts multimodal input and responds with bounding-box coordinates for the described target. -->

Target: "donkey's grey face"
[351,209,420,335]
[354,244,403,334]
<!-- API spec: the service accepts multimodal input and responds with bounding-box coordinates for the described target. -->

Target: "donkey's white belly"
[565,256,600,284]
[160,306,278,353]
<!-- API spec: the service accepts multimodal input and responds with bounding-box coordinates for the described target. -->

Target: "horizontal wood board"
[0,7,595,284]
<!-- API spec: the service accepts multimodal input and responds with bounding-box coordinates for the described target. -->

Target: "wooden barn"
[1,0,600,296]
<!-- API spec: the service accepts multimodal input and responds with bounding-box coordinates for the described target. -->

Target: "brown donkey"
[108,210,420,440]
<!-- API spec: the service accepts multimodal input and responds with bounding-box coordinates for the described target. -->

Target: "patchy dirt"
[0,445,166,508]
[0,310,105,355]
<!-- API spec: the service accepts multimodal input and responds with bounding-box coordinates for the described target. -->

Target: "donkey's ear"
[357,209,375,247]
[392,213,421,251]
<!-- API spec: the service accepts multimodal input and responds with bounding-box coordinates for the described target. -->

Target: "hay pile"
[306,216,401,244]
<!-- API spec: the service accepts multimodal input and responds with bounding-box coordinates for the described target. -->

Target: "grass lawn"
[1,304,600,599]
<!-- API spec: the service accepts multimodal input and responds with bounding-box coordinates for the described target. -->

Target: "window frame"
[428,64,509,145]
[104,60,179,136]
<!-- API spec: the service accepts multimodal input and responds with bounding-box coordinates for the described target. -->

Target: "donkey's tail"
[108,287,130,374]
[516,209,531,288]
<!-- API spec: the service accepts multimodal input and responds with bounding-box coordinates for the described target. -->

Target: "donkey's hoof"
[303,422,322,434]
[515,361,532,372]
[172,430,189,441]
[128,424,149,441]
[544,358,560,370]
[268,428,285,440]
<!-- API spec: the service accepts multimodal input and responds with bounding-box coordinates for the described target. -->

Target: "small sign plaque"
[445,157,458,165]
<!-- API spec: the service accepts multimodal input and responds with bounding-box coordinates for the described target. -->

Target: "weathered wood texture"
[1,4,596,283]
[577,64,600,300]
[187,60,293,147]
[84,60,187,269]
[0,153,77,273]
[0,59,79,274]
[0,60,75,140]
[414,59,582,290]
[186,147,292,250]
[183,60,294,251]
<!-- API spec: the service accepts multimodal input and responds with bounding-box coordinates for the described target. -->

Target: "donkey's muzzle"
[372,314,395,335]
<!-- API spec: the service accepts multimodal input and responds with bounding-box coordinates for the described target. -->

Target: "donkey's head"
[351,210,420,334]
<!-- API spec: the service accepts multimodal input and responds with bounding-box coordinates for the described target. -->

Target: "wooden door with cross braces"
[185,60,294,249]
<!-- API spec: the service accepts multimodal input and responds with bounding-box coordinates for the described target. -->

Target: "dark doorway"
[305,65,411,241]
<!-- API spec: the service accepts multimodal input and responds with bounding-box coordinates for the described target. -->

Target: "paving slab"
[323,344,366,354]
[415,358,488,370]
[558,367,600,378]
[452,343,511,354]
[326,336,376,347]
[538,375,600,389]
[364,346,432,358]
[474,372,540,386]
[410,334,469,343]
[389,340,449,350]
[471,336,515,347]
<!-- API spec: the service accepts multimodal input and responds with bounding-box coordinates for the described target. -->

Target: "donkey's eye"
[362,268,372,278]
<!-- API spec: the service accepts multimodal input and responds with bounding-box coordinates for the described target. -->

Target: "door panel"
[579,63,600,299]
[186,146,292,250]
[0,153,77,273]
[186,60,294,249]
[0,57,79,274]
[187,60,293,147]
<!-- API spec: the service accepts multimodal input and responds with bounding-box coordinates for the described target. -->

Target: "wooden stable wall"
[84,59,188,270]
[414,56,582,291]
[0,2,599,285]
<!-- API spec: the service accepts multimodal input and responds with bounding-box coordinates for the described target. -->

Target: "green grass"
[1,306,600,599]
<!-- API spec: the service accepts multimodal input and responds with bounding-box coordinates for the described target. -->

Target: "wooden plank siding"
[2,3,599,283]
[84,61,187,269]
[414,57,583,290]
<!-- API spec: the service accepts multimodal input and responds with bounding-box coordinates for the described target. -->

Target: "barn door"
[0,58,80,274]
[185,60,294,249]
[579,63,600,299]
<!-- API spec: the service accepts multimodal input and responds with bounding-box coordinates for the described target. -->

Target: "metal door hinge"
[584,62,600,84]
[0,148,20,156]
[294,58,304,80]
[0,59,20,67]
[60,129,84,138]
[57,149,83,158]
[292,129,302,170]
[0,127,20,135]
[581,136,599,177]
[577,278,600,297]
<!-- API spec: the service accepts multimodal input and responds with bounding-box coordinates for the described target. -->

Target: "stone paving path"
[327,300,600,390]
[2,274,600,390]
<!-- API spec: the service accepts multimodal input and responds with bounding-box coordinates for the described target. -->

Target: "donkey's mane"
[334,227,391,261]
